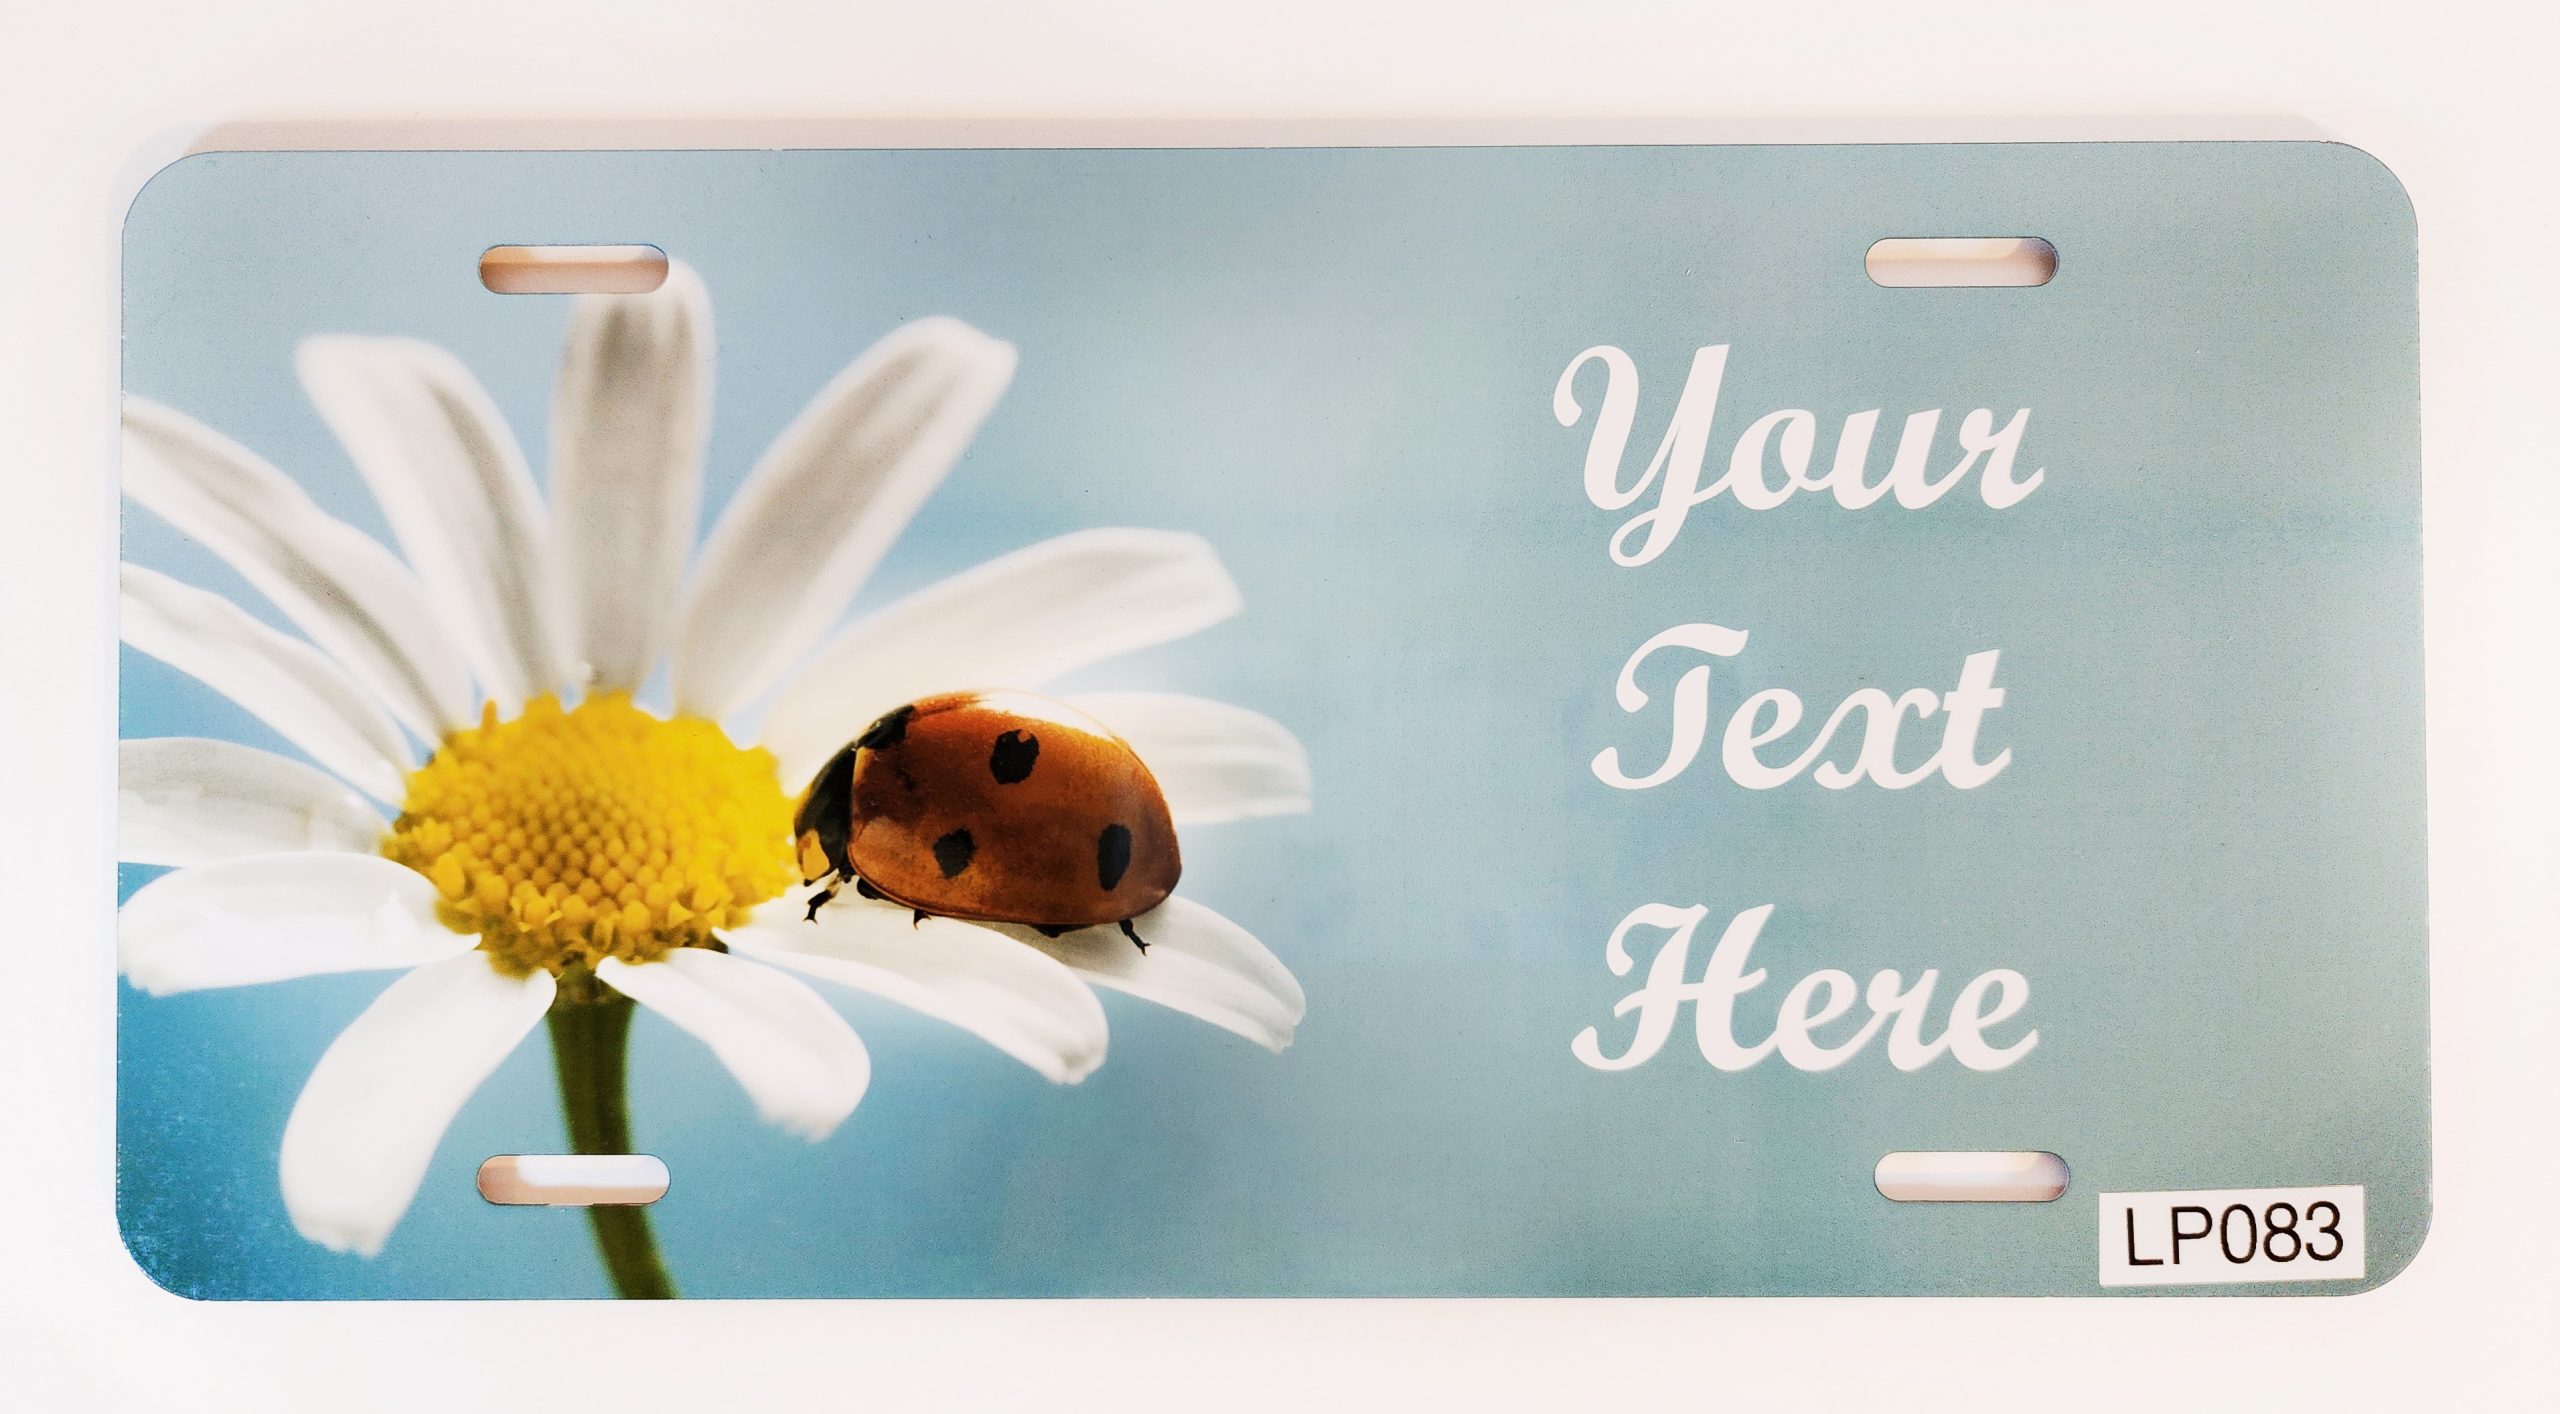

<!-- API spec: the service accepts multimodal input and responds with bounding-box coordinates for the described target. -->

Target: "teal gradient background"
[118,144,2424,1298]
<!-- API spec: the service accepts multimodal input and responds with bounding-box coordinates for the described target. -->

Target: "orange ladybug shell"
[797,691,1180,927]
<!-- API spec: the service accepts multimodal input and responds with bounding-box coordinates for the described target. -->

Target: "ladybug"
[793,690,1181,950]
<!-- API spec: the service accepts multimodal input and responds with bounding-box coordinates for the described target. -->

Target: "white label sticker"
[2098,1186,2365,1287]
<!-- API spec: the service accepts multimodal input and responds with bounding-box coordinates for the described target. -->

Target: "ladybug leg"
[804,869,873,922]
[1118,918,1149,954]
[802,883,839,921]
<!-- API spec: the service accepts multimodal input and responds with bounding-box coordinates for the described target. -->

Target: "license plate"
[116,141,2425,1298]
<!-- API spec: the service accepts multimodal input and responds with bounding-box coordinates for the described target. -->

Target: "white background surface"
[4,2,2554,1408]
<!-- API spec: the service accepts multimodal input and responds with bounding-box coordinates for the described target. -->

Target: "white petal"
[118,852,469,996]
[729,900,1108,1084]
[547,263,711,693]
[298,337,566,713]
[757,528,1243,782]
[280,954,554,1256]
[671,318,1016,721]
[1003,896,1305,1053]
[1069,692,1312,826]
[122,396,476,740]
[120,564,415,803]
[119,737,385,867]
[597,951,869,1139]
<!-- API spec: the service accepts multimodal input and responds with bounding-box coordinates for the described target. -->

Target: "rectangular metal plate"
[117,142,2424,1298]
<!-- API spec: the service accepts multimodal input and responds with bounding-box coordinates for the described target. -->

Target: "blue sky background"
[117,143,2423,1297]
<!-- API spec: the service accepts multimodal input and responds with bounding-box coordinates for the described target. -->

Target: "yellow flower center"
[382,693,796,977]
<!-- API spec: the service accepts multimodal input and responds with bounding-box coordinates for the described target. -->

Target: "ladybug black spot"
[855,704,915,750]
[932,828,976,878]
[1096,823,1133,892]
[989,729,1041,784]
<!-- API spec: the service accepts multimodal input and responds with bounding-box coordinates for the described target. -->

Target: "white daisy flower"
[117,266,1310,1264]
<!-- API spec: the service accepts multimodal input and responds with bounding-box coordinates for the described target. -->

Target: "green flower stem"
[546,990,679,1300]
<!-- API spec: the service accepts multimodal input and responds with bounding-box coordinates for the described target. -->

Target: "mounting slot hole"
[479,245,669,295]
[1875,1150,2070,1202]
[1866,237,2058,288]
[478,1154,669,1206]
